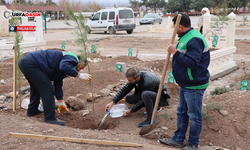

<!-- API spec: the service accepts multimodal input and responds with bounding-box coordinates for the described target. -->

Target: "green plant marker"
[168,71,173,77]
[212,35,218,47]
[241,80,249,86]
[61,42,65,50]
[240,87,248,91]
[213,35,219,40]
[91,45,96,53]
[116,64,122,72]
[128,52,132,56]
[61,45,65,50]
[212,40,217,46]
[168,77,174,83]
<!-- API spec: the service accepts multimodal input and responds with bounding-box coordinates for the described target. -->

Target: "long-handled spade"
[139,14,182,135]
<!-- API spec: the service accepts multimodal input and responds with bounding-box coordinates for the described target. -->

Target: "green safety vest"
[64,51,79,69]
[177,29,209,89]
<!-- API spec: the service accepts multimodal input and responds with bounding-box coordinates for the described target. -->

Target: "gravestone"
[116,62,126,73]
[166,16,171,33]
[0,14,46,58]
[21,17,37,42]
[203,12,236,48]
[0,6,9,36]
[203,12,238,80]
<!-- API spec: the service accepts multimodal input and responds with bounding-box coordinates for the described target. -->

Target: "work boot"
[182,143,198,150]
[143,107,162,116]
[44,118,66,125]
[158,138,183,148]
[138,118,151,128]
[26,110,43,117]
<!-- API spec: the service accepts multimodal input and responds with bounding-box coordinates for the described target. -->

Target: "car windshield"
[144,14,155,18]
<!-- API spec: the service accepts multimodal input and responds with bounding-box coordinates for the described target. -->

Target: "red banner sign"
[25,13,41,17]
[17,26,36,31]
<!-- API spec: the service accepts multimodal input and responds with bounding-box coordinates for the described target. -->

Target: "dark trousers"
[125,91,166,119]
[18,56,56,121]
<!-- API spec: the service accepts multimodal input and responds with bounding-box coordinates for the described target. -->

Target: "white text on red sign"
[17,26,36,31]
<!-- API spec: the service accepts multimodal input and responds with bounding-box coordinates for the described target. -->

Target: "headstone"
[165,16,172,33]
[116,62,126,73]
[35,17,43,41]
[203,12,238,80]
[227,12,236,47]
[167,16,171,25]
[21,16,28,25]
[21,22,37,42]
[203,12,236,48]
[57,11,60,20]
[147,25,153,32]
[0,6,9,36]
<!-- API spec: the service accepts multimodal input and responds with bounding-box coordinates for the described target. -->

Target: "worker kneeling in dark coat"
[105,67,170,128]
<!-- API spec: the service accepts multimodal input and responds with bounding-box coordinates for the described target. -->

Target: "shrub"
[202,102,222,122]
[210,86,231,96]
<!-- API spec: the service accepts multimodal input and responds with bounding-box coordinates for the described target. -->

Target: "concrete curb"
[46,28,76,30]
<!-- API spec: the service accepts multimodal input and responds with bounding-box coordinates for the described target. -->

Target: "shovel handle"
[151,14,182,121]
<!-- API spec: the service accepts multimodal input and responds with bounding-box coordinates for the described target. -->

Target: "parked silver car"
[139,14,162,25]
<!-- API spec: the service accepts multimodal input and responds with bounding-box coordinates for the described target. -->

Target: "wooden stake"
[13,42,17,111]
[9,132,142,147]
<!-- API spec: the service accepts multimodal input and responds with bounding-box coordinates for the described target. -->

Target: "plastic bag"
[109,103,128,118]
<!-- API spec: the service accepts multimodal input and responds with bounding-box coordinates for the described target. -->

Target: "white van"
[86,8,136,34]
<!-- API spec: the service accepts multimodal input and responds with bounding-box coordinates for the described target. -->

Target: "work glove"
[58,102,69,113]
[79,73,92,81]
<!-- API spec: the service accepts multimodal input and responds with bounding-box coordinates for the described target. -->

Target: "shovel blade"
[139,120,160,135]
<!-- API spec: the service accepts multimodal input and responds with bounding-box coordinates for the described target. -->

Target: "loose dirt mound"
[200,91,250,149]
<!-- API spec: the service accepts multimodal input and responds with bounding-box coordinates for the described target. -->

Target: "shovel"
[139,14,182,135]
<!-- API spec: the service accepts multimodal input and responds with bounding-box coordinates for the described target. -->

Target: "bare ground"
[0,32,250,150]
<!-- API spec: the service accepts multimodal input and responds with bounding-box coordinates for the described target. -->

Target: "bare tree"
[129,0,142,15]
[57,0,70,8]
[87,1,104,12]
[0,0,7,4]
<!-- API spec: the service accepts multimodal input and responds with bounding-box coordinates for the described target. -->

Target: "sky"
[5,0,168,7]
[5,0,130,6]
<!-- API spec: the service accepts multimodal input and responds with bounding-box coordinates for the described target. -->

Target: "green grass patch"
[202,102,222,122]
[210,83,241,96]
[161,110,169,120]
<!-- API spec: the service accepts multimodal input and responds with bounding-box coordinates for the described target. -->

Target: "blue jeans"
[171,87,205,147]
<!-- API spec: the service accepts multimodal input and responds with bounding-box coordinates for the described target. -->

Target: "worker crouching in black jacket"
[105,67,170,128]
